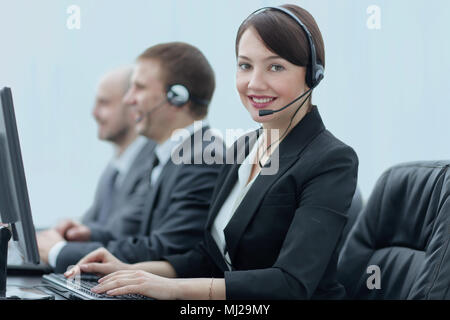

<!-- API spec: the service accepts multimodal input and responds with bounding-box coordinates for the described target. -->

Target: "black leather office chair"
[338,161,450,299]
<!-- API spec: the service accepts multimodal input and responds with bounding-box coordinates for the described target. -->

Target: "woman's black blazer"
[166,106,359,299]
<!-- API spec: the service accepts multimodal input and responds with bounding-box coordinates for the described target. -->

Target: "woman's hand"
[91,270,179,300]
[64,247,131,278]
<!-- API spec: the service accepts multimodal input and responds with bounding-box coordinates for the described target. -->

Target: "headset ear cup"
[167,84,190,107]
[307,64,324,89]
[314,64,324,88]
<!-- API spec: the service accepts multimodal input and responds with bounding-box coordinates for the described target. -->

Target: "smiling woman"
[66,4,359,300]
[236,27,311,130]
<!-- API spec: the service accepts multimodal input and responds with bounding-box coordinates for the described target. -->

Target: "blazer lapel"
[89,167,111,222]
[118,141,156,197]
[140,153,167,234]
[202,131,260,271]
[141,125,211,234]
[223,106,326,266]
[205,164,239,229]
[222,156,299,267]
[205,130,260,229]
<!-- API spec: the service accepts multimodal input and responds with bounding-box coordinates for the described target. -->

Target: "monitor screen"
[0,87,40,264]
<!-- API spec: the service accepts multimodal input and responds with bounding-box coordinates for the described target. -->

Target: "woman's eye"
[270,64,284,72]
[238,63,251,70]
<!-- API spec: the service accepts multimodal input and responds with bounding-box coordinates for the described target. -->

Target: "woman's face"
[236,27,309,128]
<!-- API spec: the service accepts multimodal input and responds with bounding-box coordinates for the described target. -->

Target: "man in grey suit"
[37,66,156,265]
[41,42,224,273]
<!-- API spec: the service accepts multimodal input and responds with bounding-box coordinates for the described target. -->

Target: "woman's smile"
[248,95,278,109]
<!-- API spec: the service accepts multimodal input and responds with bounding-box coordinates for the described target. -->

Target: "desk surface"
[7,275,67,300]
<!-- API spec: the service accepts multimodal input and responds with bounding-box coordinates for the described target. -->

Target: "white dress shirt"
[211,134,262,270]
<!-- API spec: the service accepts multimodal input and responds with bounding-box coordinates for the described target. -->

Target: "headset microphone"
[258,88,312,117]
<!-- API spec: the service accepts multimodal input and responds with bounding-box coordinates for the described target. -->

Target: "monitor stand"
[0,226,53,300]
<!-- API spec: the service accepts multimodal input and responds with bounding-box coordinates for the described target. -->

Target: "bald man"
[37,67,156,267]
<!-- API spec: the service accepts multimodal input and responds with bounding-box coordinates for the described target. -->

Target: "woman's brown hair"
[235,4,325,70]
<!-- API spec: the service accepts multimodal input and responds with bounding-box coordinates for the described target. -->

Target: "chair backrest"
[338,161,450,299]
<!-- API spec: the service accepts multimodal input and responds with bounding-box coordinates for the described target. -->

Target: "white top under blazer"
[210,135,263,270]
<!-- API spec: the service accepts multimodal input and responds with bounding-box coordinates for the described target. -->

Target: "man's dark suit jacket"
[82,139,156,243]
[166,107,359,300]
[54,126,224,272]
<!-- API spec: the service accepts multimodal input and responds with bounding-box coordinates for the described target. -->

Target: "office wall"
[1,0,449,227]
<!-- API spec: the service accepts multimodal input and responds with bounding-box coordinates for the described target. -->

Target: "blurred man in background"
[37,66,156,268]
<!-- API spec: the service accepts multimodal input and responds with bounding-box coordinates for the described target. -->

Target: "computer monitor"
[0,87,53,299]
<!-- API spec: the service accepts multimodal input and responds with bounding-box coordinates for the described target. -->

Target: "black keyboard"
[42,273,152,300]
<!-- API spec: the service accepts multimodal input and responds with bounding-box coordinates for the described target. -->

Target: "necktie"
[96,167,119,224]
[150,155,160,186]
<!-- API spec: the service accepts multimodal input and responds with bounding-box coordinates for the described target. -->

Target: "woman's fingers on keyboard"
[64,265,81,278]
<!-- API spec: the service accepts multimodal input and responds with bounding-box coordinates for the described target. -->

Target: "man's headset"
[136,84,209,122]
[166,84,210,107]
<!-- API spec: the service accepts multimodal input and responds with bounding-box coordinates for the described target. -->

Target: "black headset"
[248,6,324,89]
[166,84,210,107]
[135,84,210,123]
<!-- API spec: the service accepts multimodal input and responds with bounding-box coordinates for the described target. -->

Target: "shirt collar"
[111,135,149,176]
[155,120,208,166]
[237,133,262,189]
